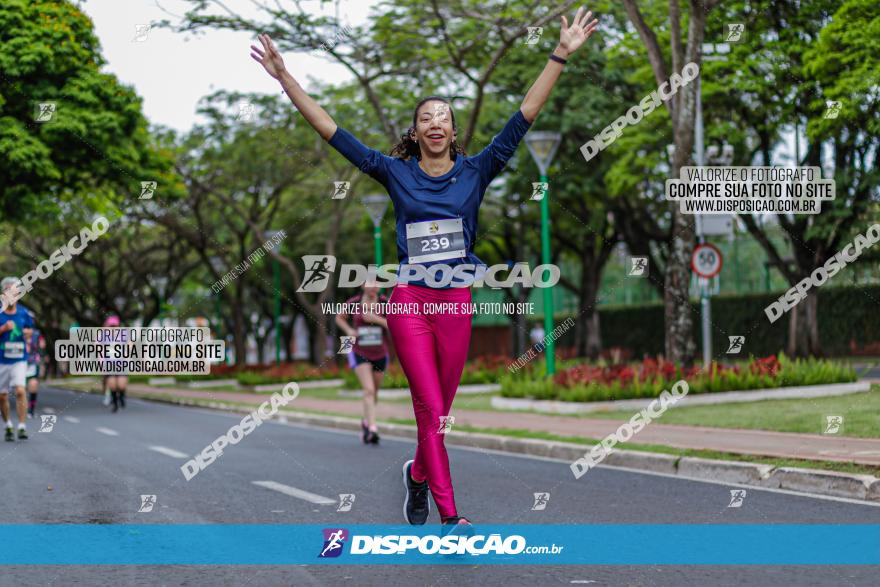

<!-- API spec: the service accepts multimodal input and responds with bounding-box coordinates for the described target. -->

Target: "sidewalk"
[119,383,880,467]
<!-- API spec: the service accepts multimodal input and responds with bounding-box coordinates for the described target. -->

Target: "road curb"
[760,467,876,500]
[677,457,774,484]
[57,383,880,504]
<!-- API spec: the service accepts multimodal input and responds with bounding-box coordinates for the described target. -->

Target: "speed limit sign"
[691,243,723,278]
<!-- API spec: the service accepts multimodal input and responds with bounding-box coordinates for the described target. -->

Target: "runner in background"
[0,277,34,440]
[25,326,45,418]
[334,282,389,445]
[103,315,128,413]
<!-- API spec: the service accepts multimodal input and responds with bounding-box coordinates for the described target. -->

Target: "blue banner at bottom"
[0,524,877,565]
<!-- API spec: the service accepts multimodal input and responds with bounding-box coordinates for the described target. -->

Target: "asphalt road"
[1,385,878,586]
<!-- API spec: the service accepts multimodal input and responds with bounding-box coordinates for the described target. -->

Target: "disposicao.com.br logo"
[318,528,563,558]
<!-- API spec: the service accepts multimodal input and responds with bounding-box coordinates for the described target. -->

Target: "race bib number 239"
[405,218,467,263]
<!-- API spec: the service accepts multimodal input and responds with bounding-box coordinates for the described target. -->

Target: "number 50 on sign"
[691,243,723,278]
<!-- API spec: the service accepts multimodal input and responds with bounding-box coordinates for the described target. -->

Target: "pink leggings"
[386,284,472,519]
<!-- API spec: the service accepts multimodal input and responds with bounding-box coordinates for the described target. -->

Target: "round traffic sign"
[691,243,723,278]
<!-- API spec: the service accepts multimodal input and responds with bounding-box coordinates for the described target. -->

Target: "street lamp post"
[694,42,731,368]
[265,230,285,365]
[362,195,389,268]
[154,276,168,327]
[524,131,561,376]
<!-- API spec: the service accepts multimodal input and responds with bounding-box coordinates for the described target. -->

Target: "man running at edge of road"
[0,277,35,441]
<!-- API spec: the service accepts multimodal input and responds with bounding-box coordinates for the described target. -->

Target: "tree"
[620,0,720,364]
[708,0,879,356]
[0,0,168,222]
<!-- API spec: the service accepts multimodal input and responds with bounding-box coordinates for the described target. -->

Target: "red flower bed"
[553,355,782,389]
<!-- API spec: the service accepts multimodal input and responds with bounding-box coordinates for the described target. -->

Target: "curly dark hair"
[389,95,467,160]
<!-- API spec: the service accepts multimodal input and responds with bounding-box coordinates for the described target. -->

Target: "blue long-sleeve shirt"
[328,109,532,287]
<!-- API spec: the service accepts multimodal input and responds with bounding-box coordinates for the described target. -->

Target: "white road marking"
[252,481,336,505]
[63,416,80,424]
[323,427,880,509]
[95,427,119,436]
[43,407,56,414]
[148,445,188,459]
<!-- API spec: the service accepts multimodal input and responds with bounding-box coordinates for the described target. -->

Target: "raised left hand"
[557,7,599,57]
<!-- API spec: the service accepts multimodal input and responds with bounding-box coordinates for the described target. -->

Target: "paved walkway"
[113,383,880,467]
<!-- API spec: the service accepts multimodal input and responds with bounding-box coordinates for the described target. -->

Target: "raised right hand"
[250,33,287,80]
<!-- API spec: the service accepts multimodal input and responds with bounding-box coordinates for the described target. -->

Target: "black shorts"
[351,352,387,373]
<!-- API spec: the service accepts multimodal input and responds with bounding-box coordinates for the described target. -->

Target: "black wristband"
[549,53,567,65]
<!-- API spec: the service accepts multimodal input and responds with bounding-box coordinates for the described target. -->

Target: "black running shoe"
[367,430,380,445]
[17,427,27,440]
[4,427,13,442]
[402,460,430,525]
[361,419,369,444]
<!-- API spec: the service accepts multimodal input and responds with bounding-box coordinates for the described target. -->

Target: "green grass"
[583,387,880,438]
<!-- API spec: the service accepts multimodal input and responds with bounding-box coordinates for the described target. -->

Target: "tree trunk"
[787,293,821,357]
[231,306,246,366]
[307,311,330,364]
[664,208,696,365]
[581,265,602,360]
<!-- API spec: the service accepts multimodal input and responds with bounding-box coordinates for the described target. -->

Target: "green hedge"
[596,284,880,358]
